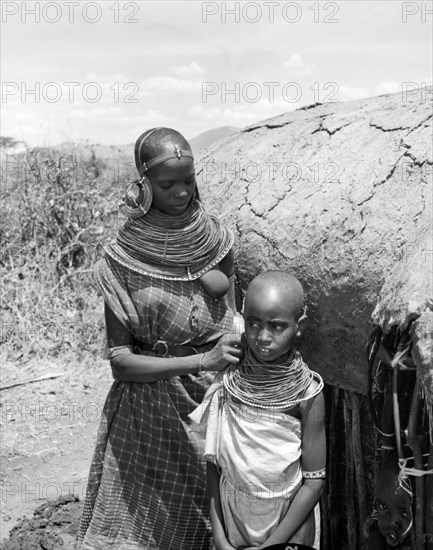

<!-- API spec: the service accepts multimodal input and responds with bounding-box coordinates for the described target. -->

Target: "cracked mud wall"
[196,88,432,394]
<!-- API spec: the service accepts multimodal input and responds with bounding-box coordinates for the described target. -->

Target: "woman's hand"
[233,312,245,335]
[201,333,244,371]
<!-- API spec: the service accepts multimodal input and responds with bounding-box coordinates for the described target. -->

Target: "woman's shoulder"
[94,253,108,274]
[93,254,111,284]
[94,254,124,286]
[95,253,153,286]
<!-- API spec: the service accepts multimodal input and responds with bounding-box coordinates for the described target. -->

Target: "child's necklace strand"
[223,346,324,410]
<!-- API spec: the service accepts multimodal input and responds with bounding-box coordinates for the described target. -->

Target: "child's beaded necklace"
[223,345,323,410]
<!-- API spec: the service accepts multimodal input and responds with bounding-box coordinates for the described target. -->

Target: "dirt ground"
[0,354,113,548]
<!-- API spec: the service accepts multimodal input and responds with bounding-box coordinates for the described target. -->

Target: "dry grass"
[0,144,125,365]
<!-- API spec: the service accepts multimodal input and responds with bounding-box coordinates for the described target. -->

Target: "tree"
[0,136,23,149]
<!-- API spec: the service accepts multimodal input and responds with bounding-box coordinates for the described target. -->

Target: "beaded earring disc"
[120,177,153,218]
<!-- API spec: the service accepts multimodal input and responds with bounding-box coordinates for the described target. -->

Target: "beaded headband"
[137,145,194,178]
[134,128,194,178]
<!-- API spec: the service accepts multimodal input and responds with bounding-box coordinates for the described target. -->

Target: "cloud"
[282,54,313,76]
[377,81,400,94]
[170,62,205,78]
[337,85,370,101]
[75,73,203,99]
[139,75,202,96]
[85,72,130,82]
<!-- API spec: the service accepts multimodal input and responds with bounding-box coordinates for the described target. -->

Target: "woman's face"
[147,157,196,216]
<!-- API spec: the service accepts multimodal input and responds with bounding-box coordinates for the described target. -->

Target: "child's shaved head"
[246,271,305,320]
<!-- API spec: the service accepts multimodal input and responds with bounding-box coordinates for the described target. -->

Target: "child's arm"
[207,462,236,550]
[258,382,326,547]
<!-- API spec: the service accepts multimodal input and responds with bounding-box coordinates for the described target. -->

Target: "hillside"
[188,126,240,156]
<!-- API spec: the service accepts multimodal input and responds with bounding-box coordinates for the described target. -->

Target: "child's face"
[376,477,413,548]
[148,157,196,216]
[244,285,299,364]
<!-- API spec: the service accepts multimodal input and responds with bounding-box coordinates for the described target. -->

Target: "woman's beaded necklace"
[117,200,227,273]
[223,345,323,410]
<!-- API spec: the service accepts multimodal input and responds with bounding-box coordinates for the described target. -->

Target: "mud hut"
[196,88,433,549]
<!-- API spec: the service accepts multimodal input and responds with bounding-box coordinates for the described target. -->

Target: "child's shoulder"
[299,369,324,415]
[301,358,323,398]
[304,376,322,398]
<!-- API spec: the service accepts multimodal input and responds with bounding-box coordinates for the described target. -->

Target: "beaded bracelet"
[303,467,326,479]
[199,353,206,373]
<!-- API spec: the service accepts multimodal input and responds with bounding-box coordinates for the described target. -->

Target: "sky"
[1,0,432,146]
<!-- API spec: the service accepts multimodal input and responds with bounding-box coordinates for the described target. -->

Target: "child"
[190,271,326,550]
[367,452,413,550]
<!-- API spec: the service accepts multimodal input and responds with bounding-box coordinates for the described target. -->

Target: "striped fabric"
[76,254,234,550]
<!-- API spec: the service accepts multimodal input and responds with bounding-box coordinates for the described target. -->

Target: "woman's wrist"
[111,351,211,383]
[198,353,206,373]
[198,352,211,372]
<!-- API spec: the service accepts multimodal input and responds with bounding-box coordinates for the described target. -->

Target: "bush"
[0,144,126,362]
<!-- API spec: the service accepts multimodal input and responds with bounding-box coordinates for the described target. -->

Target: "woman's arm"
[226,276,245,338]
[258,384,326,547]
[225,274,237,312]
[207,462,236,550]
[219,249,239,315]
[106,304,242,383]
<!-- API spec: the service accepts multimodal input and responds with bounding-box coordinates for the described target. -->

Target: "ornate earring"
[119,176,153,218]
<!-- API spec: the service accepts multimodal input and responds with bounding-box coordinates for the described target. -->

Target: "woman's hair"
[134,127,192,172]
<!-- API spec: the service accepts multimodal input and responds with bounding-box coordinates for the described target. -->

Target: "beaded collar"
[105,201,233,281]
[223,345,323,410]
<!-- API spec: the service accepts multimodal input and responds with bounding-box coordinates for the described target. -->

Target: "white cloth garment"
[189,378,317,548]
